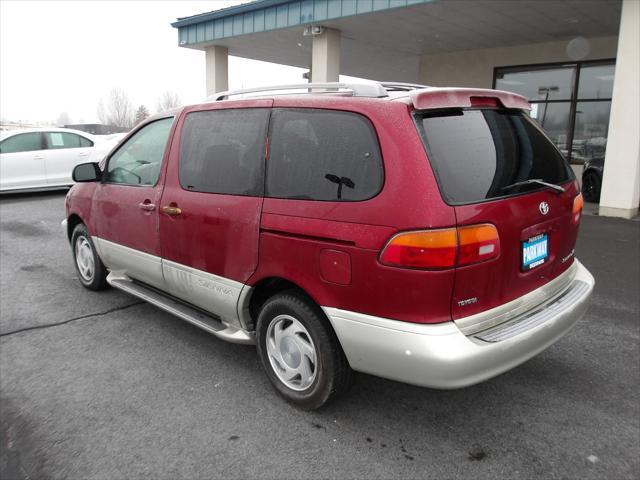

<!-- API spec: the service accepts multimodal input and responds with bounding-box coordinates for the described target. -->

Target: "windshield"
[416,109,573,204]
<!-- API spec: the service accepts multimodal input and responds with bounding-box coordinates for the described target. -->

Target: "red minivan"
[64,82,594,409]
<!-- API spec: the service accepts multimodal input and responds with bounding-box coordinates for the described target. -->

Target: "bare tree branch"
[157,91,181,113]
[97,88,134,128]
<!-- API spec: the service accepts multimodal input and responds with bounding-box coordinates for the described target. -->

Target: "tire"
[256,291,353,410]
[71,223,108,291]
[582,171,602,203]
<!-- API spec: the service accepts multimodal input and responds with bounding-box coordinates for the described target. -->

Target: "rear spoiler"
[409,87,531,111]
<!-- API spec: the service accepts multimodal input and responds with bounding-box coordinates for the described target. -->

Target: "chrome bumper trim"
[323,259,594,389]
[454,261,578,336]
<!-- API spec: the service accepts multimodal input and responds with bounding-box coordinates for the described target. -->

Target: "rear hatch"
[415,104,582,320]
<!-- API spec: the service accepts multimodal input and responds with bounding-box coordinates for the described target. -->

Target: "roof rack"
[210,82,390,101]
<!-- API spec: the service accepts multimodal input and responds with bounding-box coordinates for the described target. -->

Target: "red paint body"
[66,90,581,326]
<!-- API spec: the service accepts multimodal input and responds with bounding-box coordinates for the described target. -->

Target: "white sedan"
[0,128,124,193]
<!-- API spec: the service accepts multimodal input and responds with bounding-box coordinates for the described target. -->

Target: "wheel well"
[247,277,319,330]
[66,214,83,241]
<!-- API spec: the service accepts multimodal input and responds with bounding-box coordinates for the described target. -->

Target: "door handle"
[162,205,182,216]
[78,152,89,157]
[33,154,44,160]
[138,201,156,211]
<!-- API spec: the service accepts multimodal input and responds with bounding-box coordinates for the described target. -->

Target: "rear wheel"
[256,291,353,410]
[582,171,602,203]
[71,223,108,291]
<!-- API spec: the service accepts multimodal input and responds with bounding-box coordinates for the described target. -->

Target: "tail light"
[572,193,583,223]
[457,224,500,266]
[379,229,457,268]
[470,96,502,108]
[380,224,499,269]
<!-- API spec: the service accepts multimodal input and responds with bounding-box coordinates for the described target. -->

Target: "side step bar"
[107,272,255,345]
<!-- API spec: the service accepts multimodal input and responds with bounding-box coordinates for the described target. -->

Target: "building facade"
[172,0,639,219]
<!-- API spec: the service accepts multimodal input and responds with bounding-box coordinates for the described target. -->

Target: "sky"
[0,0,312,124]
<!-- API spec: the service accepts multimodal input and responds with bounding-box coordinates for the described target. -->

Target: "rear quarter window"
[266,108,383,201]
[417,109,573,204]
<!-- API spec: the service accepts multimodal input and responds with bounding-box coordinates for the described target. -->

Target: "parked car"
[0,128,122,193]
[581,157,604,203]
[63,83,594,409]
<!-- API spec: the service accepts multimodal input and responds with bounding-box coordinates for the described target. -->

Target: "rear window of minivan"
[416,109,573,204]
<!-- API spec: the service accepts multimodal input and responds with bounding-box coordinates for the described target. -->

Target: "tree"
[157,91,181,112]
[97,88,134,128]
[134,105,150,125]
[56,112,72,126]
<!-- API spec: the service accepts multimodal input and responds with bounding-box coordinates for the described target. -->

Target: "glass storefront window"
[571,101,611,164]
[495,67,575,101]
[495,60,615,167]
[578,64,615,99]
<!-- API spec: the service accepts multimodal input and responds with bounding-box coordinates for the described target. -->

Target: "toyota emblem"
[539,202,550,215]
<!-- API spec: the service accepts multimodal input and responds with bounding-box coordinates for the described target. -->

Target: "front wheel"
[71,223,108,291]
[256,291,353,410]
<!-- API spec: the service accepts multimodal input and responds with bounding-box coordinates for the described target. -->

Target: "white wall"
[599,0,640,219]
[418,36,618,88]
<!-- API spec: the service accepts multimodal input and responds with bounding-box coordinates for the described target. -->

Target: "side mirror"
[72,162,102,182]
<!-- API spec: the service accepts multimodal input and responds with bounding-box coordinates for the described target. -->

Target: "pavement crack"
[0,302,145,338]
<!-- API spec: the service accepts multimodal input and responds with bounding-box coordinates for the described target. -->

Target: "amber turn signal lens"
[573,193,583,223]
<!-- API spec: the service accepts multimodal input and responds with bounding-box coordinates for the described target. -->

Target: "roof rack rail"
[210,82,389,101]
[380,82,430,92]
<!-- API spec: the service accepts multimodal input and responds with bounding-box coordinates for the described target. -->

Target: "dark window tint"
[0,132,43,153]
[105,117,173,186]
[45,132,94,149]
[267,109,383,201]
[418,109,572,204]
[179,109,270,196]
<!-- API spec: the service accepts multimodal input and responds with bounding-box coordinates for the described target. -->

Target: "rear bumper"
[323,259,594,389]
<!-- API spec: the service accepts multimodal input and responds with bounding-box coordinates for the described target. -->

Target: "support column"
[599,0,640,219]
[311,28,340,83]
[205,45,229,96]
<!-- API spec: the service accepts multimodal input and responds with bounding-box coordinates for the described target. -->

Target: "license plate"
[522,234,548,270]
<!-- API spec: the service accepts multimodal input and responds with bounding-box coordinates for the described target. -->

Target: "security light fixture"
[303,25,325,36]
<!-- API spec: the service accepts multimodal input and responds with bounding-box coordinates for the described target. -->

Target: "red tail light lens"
[470,96,502,108]
[380,224,500,269]
[379,229,457,268]
[572,193,583,223]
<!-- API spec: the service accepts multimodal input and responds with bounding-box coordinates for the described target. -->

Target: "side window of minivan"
[179,108,270,196]
[105,117,173,186]
[266,109,383,201]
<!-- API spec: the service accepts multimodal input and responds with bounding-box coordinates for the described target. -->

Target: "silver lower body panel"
[107,272,255,345]
[323,260,595,389]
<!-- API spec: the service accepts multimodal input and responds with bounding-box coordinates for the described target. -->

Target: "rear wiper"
[502,178,565,194]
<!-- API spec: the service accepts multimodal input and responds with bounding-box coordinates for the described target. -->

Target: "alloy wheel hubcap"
[75,236,95,282]
[265,314,317,391]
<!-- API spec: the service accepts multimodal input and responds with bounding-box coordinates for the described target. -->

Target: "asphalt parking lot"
[1,191,638,480]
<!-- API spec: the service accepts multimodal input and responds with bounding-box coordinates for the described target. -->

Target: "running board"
[107,272,254,345]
